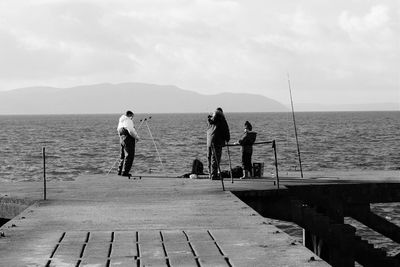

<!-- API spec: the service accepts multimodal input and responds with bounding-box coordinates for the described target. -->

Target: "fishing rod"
[137,116,152,130]
[287,73,304,178]
[144,118,166,173]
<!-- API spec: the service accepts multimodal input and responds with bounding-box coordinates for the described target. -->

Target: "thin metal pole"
[226,142,234,183]
[107,159,119,175]
[43,147,47,200]
[287,73,304,178]
[272,140,279,189]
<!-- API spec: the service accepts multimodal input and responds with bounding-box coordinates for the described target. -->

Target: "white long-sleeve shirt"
[117,115,140,141]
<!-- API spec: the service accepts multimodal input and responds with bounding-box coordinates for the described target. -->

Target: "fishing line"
[144,119,166,173]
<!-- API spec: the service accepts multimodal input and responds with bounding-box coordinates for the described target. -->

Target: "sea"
[1,111,400,256]
[0,111,398,182]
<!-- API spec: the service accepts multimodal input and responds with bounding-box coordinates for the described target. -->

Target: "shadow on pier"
[233,182,400,267]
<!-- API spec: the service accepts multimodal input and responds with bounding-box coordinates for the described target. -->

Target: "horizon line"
[0,110,398,116]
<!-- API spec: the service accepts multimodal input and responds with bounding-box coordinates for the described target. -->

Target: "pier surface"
[0,174,331,267]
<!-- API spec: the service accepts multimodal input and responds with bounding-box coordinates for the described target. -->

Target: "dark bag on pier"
[220,166,243,178]
[191,159,204,175]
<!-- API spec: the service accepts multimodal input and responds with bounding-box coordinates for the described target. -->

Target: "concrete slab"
[0,174,331,266]
[185,230,215,242]
[139,242,165,258]
[82,242,110,258]
[113,231,136,243]
[168,254,198,267]
[198,256,229,267]
[191,240,222,257]
[163,241,192,256]
[109,257,136,267]
[161,230,188,243]
[88,231,113,243]
[80,257,109,267]
[110,242,138,258]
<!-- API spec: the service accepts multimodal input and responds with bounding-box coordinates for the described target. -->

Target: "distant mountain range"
[294,102,399,112]
[0,83,288,114]
[0,83,397,114]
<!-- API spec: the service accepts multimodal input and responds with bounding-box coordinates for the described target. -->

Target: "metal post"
[272,140,279,189]
[226,143,234,184]
[43,147,46,200]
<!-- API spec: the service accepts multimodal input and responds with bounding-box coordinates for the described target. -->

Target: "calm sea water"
[1,111,400,256]
[0,111,399,181]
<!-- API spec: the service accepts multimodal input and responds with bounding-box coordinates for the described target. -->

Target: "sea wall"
[232,183,400,267]
[0,197,33,222]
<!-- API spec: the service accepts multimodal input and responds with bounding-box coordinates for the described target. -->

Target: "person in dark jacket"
[207,107,230,180]
[237,121,257,178]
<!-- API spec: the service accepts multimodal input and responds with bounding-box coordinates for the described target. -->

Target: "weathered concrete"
[0,175,328,267]
[0,197,34,220]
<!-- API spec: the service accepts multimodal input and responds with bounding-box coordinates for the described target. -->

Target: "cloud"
[339,5,390,33]
[0,1,140,83]
[282,8,319,36]
[338,4,397,51]
[0,30,67,79]
[0,0,398,106]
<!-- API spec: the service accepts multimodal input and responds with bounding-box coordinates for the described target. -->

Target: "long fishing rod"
[144,119,166,173]
[138,116,152,130]
[287,73,304,178]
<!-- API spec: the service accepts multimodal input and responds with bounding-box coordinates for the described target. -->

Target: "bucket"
[253,163,264,177]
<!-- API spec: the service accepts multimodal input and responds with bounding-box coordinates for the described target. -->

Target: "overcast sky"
[0,0,398,106]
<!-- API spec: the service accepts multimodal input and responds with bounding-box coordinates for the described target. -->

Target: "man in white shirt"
[117,110,140,178]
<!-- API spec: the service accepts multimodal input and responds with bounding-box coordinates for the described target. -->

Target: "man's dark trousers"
[118,135,135,175]
[210,144,222,179]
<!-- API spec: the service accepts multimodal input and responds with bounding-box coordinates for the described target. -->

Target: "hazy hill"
[294,102,399,112]
[0,83,288,114]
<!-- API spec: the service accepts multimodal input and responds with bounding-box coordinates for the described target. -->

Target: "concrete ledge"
[0,196,34,219]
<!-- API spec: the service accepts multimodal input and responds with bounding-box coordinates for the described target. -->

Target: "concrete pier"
[0,175,328,267]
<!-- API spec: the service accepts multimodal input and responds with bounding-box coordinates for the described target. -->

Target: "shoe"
[117,172,122,176]
[122,173,132,179]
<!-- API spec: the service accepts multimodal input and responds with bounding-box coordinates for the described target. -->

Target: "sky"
[0,0,399,107]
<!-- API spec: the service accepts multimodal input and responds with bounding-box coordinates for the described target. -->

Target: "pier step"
[36,230,233,267]
[291,200,400,267]
[353,236,399,267]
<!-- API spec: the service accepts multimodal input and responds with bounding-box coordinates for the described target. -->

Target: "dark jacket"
[238,131,257,153]
[207,111,230,147]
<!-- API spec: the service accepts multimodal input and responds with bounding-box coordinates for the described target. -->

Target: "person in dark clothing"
[237,121,257,178]
[207,107,230,180]
[117,110,140,178]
